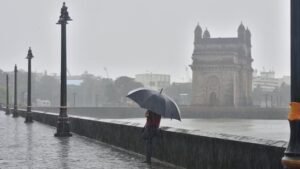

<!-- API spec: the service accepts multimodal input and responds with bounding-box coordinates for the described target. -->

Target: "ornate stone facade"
[190,23,253,107]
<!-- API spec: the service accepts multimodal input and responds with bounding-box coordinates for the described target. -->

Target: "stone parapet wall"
[180,106,288,119]
[15,109,286,169]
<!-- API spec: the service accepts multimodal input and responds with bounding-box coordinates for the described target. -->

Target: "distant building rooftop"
[67,79,83,86]
[252,70,290,92]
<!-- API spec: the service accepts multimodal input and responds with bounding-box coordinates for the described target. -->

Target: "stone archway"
[206,76,220,106]
[209,92,218,106]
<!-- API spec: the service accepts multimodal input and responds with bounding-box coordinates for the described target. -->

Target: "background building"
[35,99,51,107]
[190,23,253,107]
[135,73,170,90]
[252,70,282,92]
[252,70,290,108]
[165,82,192,105]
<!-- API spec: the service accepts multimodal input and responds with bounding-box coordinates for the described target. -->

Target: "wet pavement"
[0,112,178,169]
[114,118,290,141]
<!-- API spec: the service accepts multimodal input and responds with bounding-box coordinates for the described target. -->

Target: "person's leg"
[146,138,152,163]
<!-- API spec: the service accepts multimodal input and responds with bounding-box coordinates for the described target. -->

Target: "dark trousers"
[146,138,153,162]
[143,127,159,163]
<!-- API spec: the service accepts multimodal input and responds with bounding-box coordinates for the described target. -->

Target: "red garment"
[145,111,161,128]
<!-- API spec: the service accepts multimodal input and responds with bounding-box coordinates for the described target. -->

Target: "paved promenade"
[0,112,177,169]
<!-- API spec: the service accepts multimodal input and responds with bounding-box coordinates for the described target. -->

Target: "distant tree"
[104,82,119,106]
[97,78,114,106]
[0,70,150,108]
[77,72,123,107]
[79,73,100,106]
[34,74,60,105]
[164,82,192,105]
[114,76,143,105]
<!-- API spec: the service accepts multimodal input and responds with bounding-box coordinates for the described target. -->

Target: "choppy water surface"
[0,112,176,169]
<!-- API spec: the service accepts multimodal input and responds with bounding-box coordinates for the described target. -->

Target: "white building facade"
[135,73,171,90]
[252,70,290,108]
[252,70,289,92]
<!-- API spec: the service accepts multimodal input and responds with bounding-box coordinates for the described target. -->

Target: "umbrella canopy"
[126,88,181,121]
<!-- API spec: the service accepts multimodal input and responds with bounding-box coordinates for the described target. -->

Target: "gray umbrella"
[126,88,181,121]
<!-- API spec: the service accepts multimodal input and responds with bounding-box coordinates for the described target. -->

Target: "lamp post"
[54,2,72,137]
[13,64,18,117]
[5,74,10,115]
[25,47,33,123]
[282,0,300,168]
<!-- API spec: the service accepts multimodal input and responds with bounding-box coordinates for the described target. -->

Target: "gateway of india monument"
[190,23,253,107]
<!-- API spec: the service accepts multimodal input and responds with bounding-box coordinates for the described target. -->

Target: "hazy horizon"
[0,0,290,82]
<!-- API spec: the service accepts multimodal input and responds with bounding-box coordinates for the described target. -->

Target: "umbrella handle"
[159,88,163,94]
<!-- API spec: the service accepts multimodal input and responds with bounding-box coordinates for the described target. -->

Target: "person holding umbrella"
[127,88,181,164]
[142,110,161,164]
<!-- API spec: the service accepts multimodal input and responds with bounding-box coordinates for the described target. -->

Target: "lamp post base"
[54,116,72,137]
[25,113,33,123]
[282,105,300,169]
[13,110,18,118]
[5,109,10,115]
[282,156,300,169]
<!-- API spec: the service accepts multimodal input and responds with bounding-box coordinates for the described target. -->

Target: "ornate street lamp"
[54,2,72,137]
[25,47,33,123]
[282,1,300,168]
[13,64,19,117]
[5,74,10,115]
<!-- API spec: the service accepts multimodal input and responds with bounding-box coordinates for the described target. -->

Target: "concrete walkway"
[0,112,177,169]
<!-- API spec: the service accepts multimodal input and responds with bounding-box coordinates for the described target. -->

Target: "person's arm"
[142,110,150,132]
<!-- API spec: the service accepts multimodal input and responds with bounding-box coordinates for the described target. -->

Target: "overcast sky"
[0,0,289,82]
